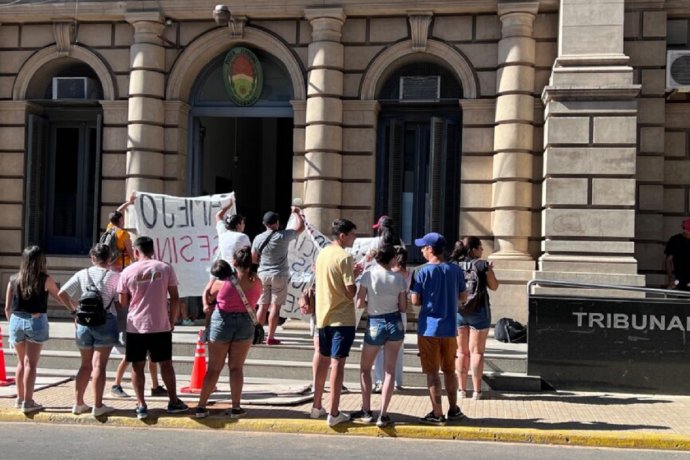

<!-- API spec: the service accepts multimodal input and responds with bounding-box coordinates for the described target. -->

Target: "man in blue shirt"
[410,232,467,425]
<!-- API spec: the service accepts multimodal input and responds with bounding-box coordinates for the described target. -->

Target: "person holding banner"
[195,248,261,419]
[215,198,250,264]
[251,208,304,345]
[105,192,136,272]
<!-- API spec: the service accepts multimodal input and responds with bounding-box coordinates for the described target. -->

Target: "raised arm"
[116,192,136,214]
[291,206,305,234]
[215,196,235,223]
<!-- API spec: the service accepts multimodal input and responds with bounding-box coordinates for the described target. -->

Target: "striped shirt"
[61,266,120,315]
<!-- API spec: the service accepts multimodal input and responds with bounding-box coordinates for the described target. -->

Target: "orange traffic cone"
[181,329,212,394]
[0,325,16,386]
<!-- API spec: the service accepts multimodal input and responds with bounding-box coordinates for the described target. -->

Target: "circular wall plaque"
[223,47,263,106]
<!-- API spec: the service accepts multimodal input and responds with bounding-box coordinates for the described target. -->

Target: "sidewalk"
[1,376,690,451]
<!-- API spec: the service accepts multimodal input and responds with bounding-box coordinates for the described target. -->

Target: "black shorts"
[125,331,173,363]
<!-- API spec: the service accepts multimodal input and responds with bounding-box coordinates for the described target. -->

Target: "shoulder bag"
[228,274,265,345]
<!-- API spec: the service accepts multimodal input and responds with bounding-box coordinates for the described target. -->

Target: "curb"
[1,409,689,451]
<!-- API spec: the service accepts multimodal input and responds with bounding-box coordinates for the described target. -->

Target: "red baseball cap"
[372,215,392,229]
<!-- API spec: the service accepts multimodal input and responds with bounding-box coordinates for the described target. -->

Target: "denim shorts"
[9,312,49,345]
[364,312,405,346]
[209,309,253,342]
[75,313,119,349]
[457,307,491,330]
[318,326,356,359]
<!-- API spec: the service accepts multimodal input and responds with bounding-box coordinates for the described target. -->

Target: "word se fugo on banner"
[131,191,234,297]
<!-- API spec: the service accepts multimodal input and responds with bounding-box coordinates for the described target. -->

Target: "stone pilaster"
[303,8,346,233]
[536,0,645,294]
[490,1,538,266]
[125,13,166,198]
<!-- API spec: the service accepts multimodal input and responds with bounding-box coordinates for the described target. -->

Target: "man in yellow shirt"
[311,219,362,427]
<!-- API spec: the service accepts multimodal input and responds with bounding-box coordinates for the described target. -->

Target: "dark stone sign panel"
[528,295,690,395]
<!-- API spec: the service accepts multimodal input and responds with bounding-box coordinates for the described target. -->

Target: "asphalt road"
[1,423,689,460]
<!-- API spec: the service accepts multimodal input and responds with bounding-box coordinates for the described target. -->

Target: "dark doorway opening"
[192,116,293,238]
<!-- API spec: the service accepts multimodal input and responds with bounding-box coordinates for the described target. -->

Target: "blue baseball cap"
[414,232,446,248]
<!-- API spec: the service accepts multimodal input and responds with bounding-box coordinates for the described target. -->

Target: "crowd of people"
[3,195,501,427]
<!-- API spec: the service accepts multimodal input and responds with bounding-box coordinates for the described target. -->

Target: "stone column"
[125,13,166,197]
[491,1,539,263]
[536,0,645,293]
[303,8,346,232]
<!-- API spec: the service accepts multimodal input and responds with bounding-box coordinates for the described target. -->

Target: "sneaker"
[150,385,168,397]
[447,406,465,421]
[15,398,23,409]
[459,390,467,399]
[372,382,382,394]
[376,414,393,428]
[135,404,148,420]
[167,399,189,414]
[327,411,350,427]
[92,404,115,417]
[182,319,194,326]
[473,391,483,400]
[395,385,404,391]
[227,407,247,419]
[419,411,446,426]
[309,406,327,419]
[21,400,43,414]
[72,403,91,415]
[195,407,209,419]
[111,385,129,398]
[265,337,281,345]
[350,409,374,423]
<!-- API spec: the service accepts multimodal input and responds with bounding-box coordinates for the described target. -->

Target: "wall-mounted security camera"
[213,5,231,26]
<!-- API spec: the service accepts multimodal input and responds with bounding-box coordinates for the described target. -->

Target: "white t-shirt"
[359,264,407,316]
[61,266,120,315]
[216,221,251,263]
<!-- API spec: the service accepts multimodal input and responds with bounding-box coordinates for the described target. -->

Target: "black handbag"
[229,274,264,345]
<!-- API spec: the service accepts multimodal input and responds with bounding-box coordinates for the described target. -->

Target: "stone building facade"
[0,0,688,322]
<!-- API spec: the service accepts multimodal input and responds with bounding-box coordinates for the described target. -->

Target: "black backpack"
[99,227,123,268]
[460,260,484,314]
[76,269,109,326]
[494,317,527,343]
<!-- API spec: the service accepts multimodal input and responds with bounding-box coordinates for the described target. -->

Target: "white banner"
[131,191,234,297]
[282,214,331,319]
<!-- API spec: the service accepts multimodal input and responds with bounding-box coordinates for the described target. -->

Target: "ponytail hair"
[450,236,482,262]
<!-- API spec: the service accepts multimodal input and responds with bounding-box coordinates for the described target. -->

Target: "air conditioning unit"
[52,77,97,99]
[667,51,690,92]
[399,76,440,102]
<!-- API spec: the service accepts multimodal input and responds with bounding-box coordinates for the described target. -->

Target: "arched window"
[376,62,463,258]
[25,61,103,255]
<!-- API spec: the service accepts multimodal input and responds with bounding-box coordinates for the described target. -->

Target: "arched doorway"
[23,58,104,255]
[189,47,294,237]
[376,61,463,261]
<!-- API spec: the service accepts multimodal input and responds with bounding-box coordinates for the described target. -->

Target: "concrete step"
[1,347,538,391]
[0,321,534,390]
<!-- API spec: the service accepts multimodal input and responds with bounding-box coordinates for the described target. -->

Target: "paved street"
[1,423,689,460]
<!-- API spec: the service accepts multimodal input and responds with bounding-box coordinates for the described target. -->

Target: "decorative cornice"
[408,11,433,52]
[52,19,76,56]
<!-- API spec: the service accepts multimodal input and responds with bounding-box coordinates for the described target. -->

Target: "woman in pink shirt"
[195,246,261,418]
